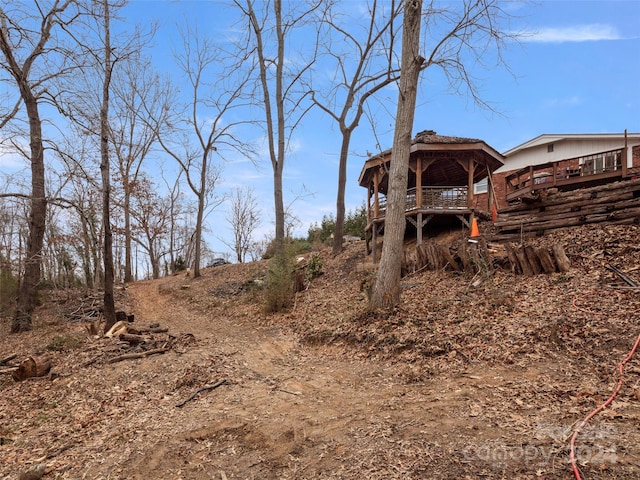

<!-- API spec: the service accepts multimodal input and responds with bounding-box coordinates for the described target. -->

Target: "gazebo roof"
[358,130,504,189]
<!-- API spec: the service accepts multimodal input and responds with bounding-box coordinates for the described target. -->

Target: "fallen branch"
[275,388,301,396]
[0,367,19,375]
[81,355,102,368]
[45,442,75,460]
[105,347,169,364]
[0,353,17,365]
[176,378,227,408]
[605,265,638,287]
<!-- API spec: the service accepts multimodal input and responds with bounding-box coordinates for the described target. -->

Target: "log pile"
[402,239,494,276]
[503,242,570,275]
[401,238,572,277]
[491,178,640,242]
[82,322,194,367]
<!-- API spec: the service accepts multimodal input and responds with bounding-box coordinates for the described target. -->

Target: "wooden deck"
[505,148,627,202]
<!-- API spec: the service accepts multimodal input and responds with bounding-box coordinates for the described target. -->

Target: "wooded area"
[0,0,519,329]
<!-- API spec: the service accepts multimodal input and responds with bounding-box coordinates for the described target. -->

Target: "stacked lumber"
[491,178,640,242]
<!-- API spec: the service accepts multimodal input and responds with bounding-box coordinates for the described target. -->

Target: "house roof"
[503,132,640,157]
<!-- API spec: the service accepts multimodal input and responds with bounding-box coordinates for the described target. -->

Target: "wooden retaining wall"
[490,178,640,242]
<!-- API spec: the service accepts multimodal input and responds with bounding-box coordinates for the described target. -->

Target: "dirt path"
[116,277,566,479]
[2,260,638,479]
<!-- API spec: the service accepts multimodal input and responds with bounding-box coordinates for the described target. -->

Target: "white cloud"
[0,147,27,170]
[524,24,622,43]
[542,96,583,109]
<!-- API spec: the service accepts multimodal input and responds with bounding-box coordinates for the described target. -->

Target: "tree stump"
[12,355,52,381]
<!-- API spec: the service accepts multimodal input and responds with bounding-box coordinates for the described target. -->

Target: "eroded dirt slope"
[2,224,640,479]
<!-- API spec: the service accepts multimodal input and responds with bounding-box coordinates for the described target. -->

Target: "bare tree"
[226,186,261,263]
[311,0,403,254]
[234,0,322,256]
[95,0,117,330]
[0,0,77,332]
[369,0,519,308]
[128,175,171,279]
[370,0,424,309]
[58,0,151,330]
[53,126,105,288]
[151,24,254,278]
[110,57,163,283]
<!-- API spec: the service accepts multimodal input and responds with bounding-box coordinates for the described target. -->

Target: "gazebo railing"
[375,185,469,218]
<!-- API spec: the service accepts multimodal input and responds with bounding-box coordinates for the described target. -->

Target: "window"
[474,177,488,194]
[547,143,554,153]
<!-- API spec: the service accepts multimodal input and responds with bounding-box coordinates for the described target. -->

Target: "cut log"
[439,244,461,271]
[149,327,169,334]
[504,243,521,274]
[458,242,472,272]
[416,243,428,270]
[105,320,128,338]
[118,333,148,344]
[467,242,490,274]
[537,248,557,274]
[513,246,534,276]
[12,355,52,381]
[552,244,571,272]
[524,246,542,275]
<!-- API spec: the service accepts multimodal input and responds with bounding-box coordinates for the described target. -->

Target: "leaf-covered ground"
[1,223,640,479]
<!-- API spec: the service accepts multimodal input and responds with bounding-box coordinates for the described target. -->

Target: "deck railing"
[505,148,625,202]
[375,185,469,218]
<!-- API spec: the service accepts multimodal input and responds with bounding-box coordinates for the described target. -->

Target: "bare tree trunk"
[12,92,46,332]
[123,185,133,282]
[332,129,351,255]
[241,0,315,257]
[0,9,53,332]
[192,152,207,279]
[100,0,116,332]
[370,0,424,309]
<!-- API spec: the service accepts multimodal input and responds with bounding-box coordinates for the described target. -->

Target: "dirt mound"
[1,225,640,479]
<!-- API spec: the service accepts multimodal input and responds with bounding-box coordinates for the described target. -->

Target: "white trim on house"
[497,132,640,174]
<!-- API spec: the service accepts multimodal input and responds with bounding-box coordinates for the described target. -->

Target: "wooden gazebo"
[358,130,504,261]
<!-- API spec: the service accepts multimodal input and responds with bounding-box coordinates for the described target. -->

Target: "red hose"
[569,330,640,479]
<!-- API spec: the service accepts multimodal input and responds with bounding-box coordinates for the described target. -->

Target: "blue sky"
[114,0,640,257]
[4,0,639,262]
